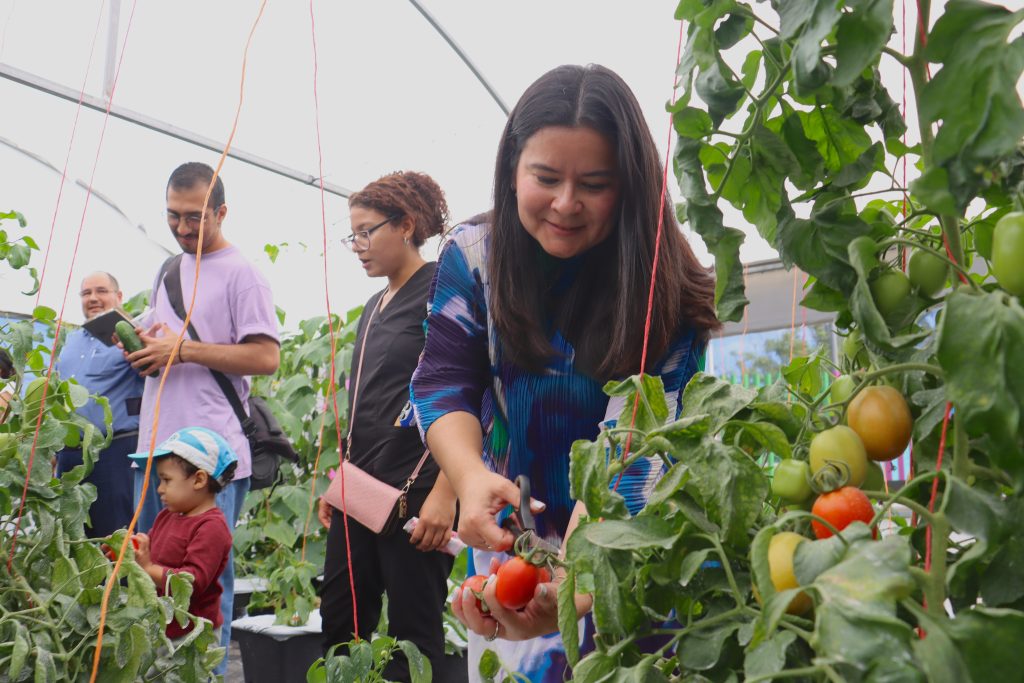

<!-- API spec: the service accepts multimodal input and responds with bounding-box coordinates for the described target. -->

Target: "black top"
[346,262,438,490]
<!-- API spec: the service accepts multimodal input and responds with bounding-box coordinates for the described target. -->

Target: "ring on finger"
[484,622,500,642]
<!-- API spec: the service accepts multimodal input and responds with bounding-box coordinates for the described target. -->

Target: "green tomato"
[0,432,13,456]
[869,270,911,317]
[992,212,1024,297]
[842,330,869,369]
[772,459,813,503]
[908,249,948,296]
[862,461,886,492]
[809,425,868,488]
[830,375,856,406]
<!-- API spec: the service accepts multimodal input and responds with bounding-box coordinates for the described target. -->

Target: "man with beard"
[125,162,279,674]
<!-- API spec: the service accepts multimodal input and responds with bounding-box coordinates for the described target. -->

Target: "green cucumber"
[115,321,144,354]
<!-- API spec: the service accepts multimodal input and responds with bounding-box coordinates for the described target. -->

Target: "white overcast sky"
[0,0,969,329]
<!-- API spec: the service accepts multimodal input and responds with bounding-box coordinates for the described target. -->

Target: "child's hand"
[101,536,139,562]
[131,533,151,567]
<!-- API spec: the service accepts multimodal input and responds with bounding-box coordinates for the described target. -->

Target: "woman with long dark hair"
[410,64,719,680]
[317,171,456,682]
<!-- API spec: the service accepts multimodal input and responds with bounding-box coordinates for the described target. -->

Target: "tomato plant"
[494,557,541,611]
[847,385,913,461]
[0,212,221,681]
[556,1,1024,680]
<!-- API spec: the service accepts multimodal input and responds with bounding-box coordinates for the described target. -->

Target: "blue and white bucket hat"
[129,426,237,481]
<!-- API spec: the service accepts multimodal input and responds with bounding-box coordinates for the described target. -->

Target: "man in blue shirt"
[55,271,144,537]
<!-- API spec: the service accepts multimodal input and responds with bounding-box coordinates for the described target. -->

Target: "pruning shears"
[501,475,560,556]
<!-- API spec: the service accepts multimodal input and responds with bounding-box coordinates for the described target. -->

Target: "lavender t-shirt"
[137,246,279,479]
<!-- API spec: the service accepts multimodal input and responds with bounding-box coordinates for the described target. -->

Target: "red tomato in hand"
[811,487,875,539]
[461,575,489,613]
[494,557,541,610]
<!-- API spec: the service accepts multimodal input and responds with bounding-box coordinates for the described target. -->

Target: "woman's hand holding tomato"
[452,556,574,642]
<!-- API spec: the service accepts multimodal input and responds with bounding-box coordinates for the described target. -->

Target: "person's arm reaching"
[424,412,520,551]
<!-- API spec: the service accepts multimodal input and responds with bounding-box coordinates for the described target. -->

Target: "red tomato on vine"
[811,487,876,539]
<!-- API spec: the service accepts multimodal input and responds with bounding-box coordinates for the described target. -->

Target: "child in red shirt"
[129,426,237,639]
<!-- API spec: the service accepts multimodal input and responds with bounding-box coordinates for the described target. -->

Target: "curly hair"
[348,171,449,247]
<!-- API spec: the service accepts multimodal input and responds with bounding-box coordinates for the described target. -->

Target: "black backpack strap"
[162,254,254,440]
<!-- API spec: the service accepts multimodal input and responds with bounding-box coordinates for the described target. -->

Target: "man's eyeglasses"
[341,215,400,251]
[167,207,220,230]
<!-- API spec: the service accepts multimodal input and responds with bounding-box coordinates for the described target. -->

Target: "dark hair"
[348,171,449,247]
[167,162,226,209]
[166,454,236,495]
[0,348,13,380]
[489,64,719,378]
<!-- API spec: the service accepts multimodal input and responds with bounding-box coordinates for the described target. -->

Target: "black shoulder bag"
[158,255,297,490]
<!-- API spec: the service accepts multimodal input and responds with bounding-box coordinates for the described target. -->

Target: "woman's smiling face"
[513,126,620,259]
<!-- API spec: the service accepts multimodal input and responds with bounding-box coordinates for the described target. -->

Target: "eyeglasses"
[167,207,220,230]
[80,287,114,298]
[341,215,399,251]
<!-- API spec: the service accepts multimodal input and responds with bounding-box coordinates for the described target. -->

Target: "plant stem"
[951,407,970,481]
[840,363,943,419]
[924,512,950,620]
[699,535,746,607]
[862,486,935,525]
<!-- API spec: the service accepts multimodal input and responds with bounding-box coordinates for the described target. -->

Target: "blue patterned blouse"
[410,221,705,547]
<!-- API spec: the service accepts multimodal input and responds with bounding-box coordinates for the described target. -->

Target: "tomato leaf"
[679,373,757,434]
[915,606,1024,682]
[645,461,691,508]
[832,0,894,87]
[581,517,678,551]
[603,374,669,433]
[921,1,1024,165]
[793,523,872,585]
[673,106,713,139]
[397,640,431,683]
[810,536,919,678]
[680,440,769,546]
[744,629,797,679]
[557,569,581,667]
[676,138,749,322]
[936,289,1024,484]
[750,526,777,604]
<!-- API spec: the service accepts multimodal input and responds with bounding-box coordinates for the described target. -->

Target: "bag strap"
[161,255,254,440]
[348,292,431,491]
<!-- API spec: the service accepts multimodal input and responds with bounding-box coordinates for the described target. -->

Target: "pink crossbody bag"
[322,294,431,534]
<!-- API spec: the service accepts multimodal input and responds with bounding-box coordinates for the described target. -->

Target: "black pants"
[320,488,454,682]
[55,431,138,538]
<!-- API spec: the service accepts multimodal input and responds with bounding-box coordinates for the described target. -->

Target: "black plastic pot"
[233,614,323,683]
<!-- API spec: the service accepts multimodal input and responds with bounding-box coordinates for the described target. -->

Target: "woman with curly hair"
[317,170,456,681]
